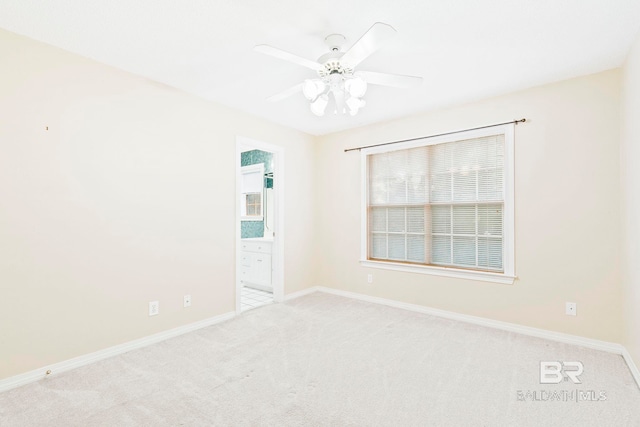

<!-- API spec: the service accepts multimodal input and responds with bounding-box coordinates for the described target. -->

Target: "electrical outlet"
[566,302,577,316]
[367,274,373,284]
[184,294,191,308]
[149,301,159,316]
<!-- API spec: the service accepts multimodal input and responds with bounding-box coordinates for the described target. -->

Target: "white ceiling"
[1,0,639,135]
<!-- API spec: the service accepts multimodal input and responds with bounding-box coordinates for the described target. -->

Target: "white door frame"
[235,136,285,313]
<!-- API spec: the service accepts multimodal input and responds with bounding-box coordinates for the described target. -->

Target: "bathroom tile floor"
[241,286,273,311]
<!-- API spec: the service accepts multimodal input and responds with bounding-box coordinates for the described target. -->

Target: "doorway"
[235,137,284,313]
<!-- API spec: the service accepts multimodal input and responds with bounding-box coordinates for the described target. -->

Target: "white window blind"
[367,134,505,272]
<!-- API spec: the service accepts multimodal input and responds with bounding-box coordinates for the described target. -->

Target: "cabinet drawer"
[240,241,272,254]
[253,253,269,266]
[239,267,252,284]
[240,254,251,267]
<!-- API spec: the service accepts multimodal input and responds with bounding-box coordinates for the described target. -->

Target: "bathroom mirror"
[240,164,264,220]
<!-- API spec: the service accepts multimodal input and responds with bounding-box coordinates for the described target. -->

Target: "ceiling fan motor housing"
[318,60,353,79]
[317,33,354,80]
[255,22,422,116]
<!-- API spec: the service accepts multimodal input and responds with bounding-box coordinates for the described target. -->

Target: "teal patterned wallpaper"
[241,149,273,239]
[241,220,264,240]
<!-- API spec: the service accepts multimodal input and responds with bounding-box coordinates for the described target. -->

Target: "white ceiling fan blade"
[266,83,304,102]
[340,22,397,69]
[254,44,323,71]
[356,70,423,88]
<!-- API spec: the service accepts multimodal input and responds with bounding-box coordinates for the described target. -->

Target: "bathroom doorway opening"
[235,137,284,313]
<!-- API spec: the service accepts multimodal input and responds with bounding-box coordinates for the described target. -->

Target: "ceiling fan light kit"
[302,79,326,101]
[302,75,367,116]
[310,94,329,116]
[345,77,367,98]
[255,22,422,118]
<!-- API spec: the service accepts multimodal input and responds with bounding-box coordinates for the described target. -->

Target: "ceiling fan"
[254,22,423,117]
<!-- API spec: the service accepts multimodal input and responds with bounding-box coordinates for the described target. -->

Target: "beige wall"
[0,29,316,380]
[315,69,623,343]
[1,24,635,382]
[621,31,640,368]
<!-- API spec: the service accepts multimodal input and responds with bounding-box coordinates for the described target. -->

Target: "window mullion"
[385,207,389,259]
[475,168,479,268]
[404,207,408,261]
[475,204,479,268]
[449,147,454,266]
[475,168,479,200]
[405,178,408,261]
[449,204,453,265]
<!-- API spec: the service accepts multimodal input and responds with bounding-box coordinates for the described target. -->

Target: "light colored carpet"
[1,292,639,426]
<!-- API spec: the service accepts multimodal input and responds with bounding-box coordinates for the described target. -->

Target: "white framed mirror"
[240,163,264,221]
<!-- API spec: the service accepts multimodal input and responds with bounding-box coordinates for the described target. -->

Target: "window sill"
[359,260,516,285]
[241,216,264,222]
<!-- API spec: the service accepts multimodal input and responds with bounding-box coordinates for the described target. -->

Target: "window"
[361,125,515,284]
[245,193,262,216]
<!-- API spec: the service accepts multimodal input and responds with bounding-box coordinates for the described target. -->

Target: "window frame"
[360,124,515,285]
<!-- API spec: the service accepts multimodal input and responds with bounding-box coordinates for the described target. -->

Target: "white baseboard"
[3,287,638,393]
[313,286,639,389]
[283,286,318,301]
[1,287,319,393]
[0,311,236,393]
[622,347,640,389]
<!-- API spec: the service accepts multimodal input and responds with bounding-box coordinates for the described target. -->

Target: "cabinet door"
[240,252,252,267]
[252,253,272,287]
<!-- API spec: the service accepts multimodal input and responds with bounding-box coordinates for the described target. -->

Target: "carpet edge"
[0,311,236,393]
[315,286,640,389]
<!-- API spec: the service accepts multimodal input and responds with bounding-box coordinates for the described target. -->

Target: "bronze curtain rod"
[343,118,527,153]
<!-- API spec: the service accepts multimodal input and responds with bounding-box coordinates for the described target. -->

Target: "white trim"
[360,124,516,282]
[503,124,515,276]
[623,347,640,389]
[360,151,369,262]
[240,163,265,221]
[0,311,236,393]
[312,286,640,387]
[283,287,319,301]
[235,136,285,312]
[360,260,516,284]
[316,286,622,353]
[3,288,638,393]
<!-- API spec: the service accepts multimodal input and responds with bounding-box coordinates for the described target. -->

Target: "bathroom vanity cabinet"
[240,239,272,292]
